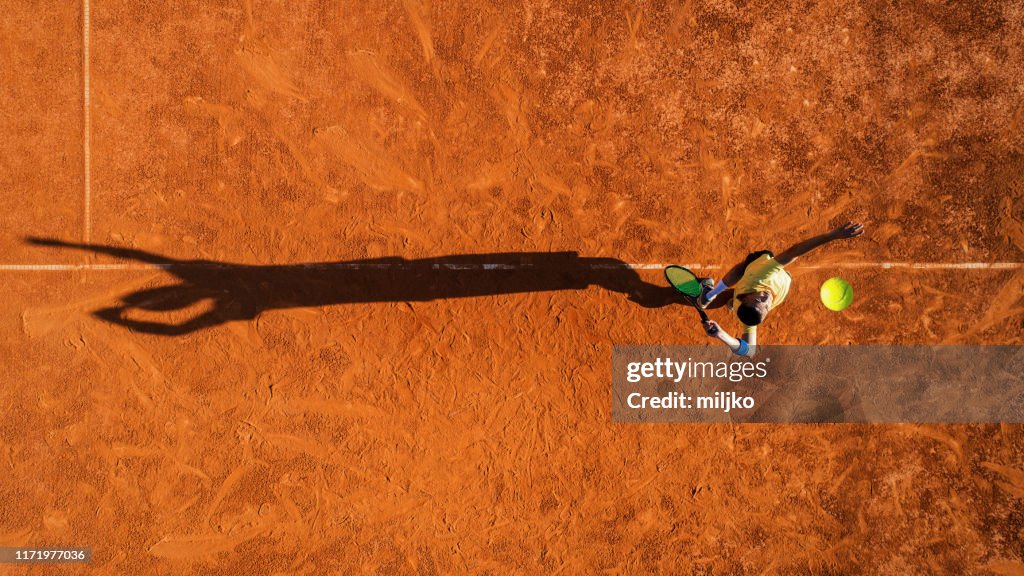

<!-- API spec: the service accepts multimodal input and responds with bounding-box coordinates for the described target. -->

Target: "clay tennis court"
[2,0,1023,573]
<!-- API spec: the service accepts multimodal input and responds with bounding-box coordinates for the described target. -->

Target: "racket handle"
[685,296,709,322]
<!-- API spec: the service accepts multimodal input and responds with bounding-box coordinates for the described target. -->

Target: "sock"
[706,280,728,300]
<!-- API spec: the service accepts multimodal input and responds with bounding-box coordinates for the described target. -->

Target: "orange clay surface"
[2,0,1024,573]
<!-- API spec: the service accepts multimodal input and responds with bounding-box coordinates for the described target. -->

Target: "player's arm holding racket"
[702,320,756,358]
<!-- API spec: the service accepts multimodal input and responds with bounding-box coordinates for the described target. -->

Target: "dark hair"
[736,303,765,326]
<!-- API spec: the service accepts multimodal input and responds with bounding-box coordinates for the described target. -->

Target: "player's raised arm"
[775,222,865,266]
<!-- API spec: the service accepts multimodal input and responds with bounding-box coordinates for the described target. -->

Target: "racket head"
[664,265,703,297]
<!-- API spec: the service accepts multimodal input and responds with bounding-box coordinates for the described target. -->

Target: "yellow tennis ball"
[820,277,853,311]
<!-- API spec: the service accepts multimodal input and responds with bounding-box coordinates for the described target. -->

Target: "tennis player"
[697,222,865,357]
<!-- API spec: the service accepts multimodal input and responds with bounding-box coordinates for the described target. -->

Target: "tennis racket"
[664,265,709,322]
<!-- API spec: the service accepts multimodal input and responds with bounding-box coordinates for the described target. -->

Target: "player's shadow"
[27,237,687,336]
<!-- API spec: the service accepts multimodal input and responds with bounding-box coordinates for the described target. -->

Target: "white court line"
[0,262,1020,272]
[802,262,1024,270]
[0,264,169,271]
[82,0,91,242]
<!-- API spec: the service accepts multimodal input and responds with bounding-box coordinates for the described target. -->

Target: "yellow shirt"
[731,254,791,333]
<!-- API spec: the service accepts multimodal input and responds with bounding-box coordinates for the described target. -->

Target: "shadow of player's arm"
[625,284,685,308]
[25,236,181,266]
[580,258,681,309]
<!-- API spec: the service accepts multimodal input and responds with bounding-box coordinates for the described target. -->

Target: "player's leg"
[702,288,734,310]
[697,250,773,308]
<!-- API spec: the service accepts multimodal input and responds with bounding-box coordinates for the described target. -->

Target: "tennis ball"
[820,277,853,311]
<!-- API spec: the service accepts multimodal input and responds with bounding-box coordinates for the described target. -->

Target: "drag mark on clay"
[235,47,305,101]
[313,125,425,193]
[474,27,503,69]
[401,0,440,80]
[347,51,429,121]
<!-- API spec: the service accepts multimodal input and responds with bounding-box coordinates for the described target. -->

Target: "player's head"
[736,291,772,326]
